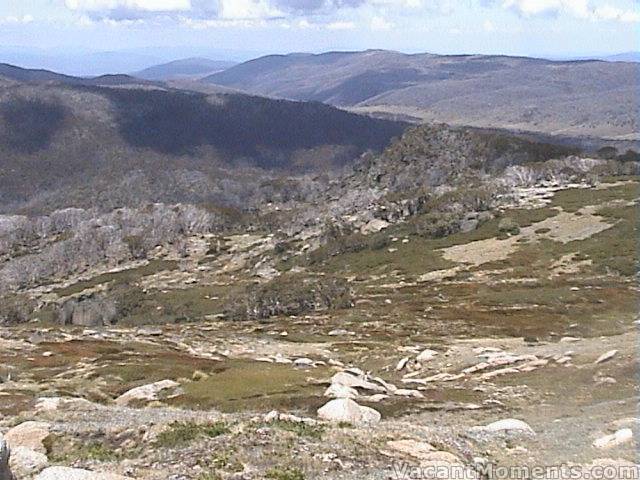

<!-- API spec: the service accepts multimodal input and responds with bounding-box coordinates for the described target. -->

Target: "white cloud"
[0,14,35,25]
[500,0,640,22]
[593,4,640,21]
[219,0,282,19]
[61,0,640,27]
[370,15,394,29]
[483,19,496,30]
[65,0,191,11]
[326,20,356,28]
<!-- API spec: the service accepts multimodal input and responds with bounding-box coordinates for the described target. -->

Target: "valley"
[0,54,638,480]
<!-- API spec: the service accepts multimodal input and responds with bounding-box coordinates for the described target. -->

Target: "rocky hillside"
[0,66,407,214]
[1,122,637,326]
[205,50,639,139]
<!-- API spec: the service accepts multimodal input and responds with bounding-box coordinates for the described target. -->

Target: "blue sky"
[0,0,638,61]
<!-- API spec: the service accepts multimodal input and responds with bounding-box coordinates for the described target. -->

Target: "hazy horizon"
[1,44,638,77]
[1,0,639,75]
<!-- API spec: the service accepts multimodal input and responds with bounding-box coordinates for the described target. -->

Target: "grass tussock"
[155,421,230,448]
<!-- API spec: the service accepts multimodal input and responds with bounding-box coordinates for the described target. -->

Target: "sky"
[0,0,638,73]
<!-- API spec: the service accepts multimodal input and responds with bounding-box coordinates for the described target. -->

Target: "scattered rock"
[324,383,359,399]
[471,418,535,436]
[293,358,315,368]
[263,410,318,426]
[416,349,438,363]
[273,354,293,364]
[433,372,462,383]
[328,329,352,337]
[555,356,572,365]
[595,350,618,364]
[10,447,48,477]
[560,337,581,343]
[593,428,633,449]
[363,394,389,403]
[330,372,386,393]
[361,219,389,234]
[135,327,162,336]
[35,467,131,480]
[396,357,410,371]
[317,398,381,427]
[34,397,94,413]
[386,439,436,459]
[114,380,181,406]
[594,375,617,385]
[5,422,51,455]
[479,367,521,380]
[394,389,424,398]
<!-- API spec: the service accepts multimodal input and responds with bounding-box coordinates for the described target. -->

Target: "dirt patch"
[441,206,614,267]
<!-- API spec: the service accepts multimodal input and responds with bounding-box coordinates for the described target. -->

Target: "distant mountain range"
[0,45,260,76]
[0,63,157,87]
[600,52,640,62]
[204,50,639,139]
[134,58,238,81]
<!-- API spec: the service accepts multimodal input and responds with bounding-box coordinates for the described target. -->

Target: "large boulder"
[35,467,130,480]
[5,422,51,455]
[593,428,633,449]
[324,383,359,399]
[317,398,381,427]
[0,434,14,480]
[9,447,48,478]
[114,379,181,406]
[470,418,535,436]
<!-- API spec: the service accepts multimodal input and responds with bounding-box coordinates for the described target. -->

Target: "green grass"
[178,360,327,412]
[118,283,240,326]
[551,181,639,212]
[266,467,305,480]
[97,349,221,396]
[196,474,222,480]
[269,420,325,439]
[155,421,229,448]
[54,259,178,297]
[584,204,638,276]
[48,440,125,463]
[313,207,558,278]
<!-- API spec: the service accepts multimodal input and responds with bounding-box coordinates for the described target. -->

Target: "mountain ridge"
[0,67,407,214]
[134,57,238,81]
[204,50,639,139]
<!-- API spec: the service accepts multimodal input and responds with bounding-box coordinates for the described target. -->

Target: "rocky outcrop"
[0,203,221,296]
[57,296,118,327]
[226,273,353,321]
